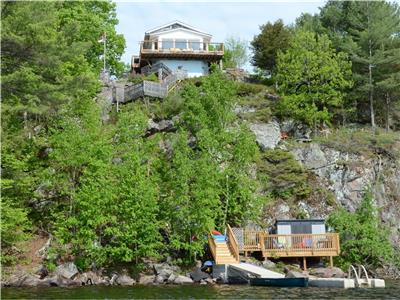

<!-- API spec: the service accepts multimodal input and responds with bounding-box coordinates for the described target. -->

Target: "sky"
[115,1,325,71]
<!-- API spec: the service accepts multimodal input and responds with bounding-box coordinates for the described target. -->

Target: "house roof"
[145,20,212,38]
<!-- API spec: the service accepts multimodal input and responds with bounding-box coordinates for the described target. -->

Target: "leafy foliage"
[251,19,291,74]
[223,36,248,69]
[328,190,395,269]
[275,31,353,127]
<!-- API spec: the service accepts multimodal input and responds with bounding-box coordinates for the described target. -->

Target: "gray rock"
[115,274,135,286]
[250,120,281,150]
[55,262,79,279]
[139,275,155,285]
[167,273,176,283]
[286,270,308,278]
[233,105,256,114]
[262,259,276,270]
[174,275,193,284]
[205,278,215,285]
[190,268,210,282]
[309,267,345,278]
[155,275,165,284]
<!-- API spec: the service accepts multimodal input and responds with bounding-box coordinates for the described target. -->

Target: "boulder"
[115,274,135,286]
[174,275,193,284]
[55,262,79,279]
[8,274,43,287]
[34,265,49,279]
[190,268,210,282]
[249,120,281,150]
[309,267,345,278]
[155,275,165,284]
[285,270,308,278]
[139,275,155,285]
[205,278,215,285]
[167,273,176,284]
[80,271,108,285]
[262,259,276,270]
[152,262,180,276]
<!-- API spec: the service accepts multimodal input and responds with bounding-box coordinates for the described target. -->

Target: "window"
[162,39,173,49]
[189,40,201,50]
[175,39,187,50]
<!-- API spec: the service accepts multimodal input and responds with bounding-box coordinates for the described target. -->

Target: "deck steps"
[213,241,238,264]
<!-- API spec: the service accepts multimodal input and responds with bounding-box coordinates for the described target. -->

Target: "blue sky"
[115,1,325,70]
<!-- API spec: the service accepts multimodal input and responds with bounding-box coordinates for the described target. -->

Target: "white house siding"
[156,59,209,78]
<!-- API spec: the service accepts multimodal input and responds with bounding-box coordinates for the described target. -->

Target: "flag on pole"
[98,32,106,43]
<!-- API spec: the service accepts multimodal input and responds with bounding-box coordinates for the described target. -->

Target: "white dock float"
[309,278,356,289]
[228,263,285,278]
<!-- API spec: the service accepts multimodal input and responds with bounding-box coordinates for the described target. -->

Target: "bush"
[236,82,266,96]
[257,150,311,201]
[327,189,395,270]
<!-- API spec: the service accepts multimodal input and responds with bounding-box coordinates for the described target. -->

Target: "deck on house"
[209,225,340,269]
[140,41,224,60]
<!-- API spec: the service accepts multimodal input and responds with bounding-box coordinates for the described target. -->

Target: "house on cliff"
[132,21,224,78]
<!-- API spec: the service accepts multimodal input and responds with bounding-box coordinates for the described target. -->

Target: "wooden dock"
[209,225,340,269]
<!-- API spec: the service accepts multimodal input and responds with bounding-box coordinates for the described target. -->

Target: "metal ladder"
[348,265,371,287]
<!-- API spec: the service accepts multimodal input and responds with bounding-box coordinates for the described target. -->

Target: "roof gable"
[145,21,212,38]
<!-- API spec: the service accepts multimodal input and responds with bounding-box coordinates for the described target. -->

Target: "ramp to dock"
[228,263,284,278]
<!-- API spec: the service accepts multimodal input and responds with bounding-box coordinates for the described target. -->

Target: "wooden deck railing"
[230,228,340,259]
[227,224,240,262]
[262,233,340,258]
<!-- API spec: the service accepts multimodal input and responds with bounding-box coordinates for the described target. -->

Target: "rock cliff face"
[249,119,400,247]
[292,143,400,247]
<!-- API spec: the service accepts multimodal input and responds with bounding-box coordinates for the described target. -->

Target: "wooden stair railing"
[208,233,217,262]
[227,224,240,262]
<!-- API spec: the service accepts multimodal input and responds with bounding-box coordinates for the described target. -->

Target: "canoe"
[249,277,309,287]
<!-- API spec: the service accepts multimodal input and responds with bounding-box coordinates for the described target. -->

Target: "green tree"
[275,30,353,127]
[250,19,291,75]
[328,189,395,269]
[320,1,400,128]
[223,36,248,69]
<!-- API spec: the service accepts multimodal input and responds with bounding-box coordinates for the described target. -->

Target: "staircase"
[115,62,187,104]
[208,225,240,265]
[214,240,238,265]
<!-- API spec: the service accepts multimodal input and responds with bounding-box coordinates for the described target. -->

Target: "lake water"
[3,280,400,299]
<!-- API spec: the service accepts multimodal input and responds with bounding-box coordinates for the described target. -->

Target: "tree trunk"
[385,92,390,132]
[369,40,375,128]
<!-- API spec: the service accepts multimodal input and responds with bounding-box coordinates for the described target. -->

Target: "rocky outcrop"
[55,262,79,280]
[309,267,345,278]
[115,274,135,286]
[249,120,281,150]
[285,270,308,278]
[173,275,193,284]
[291,143,400,246]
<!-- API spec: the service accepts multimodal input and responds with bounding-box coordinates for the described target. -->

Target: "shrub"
[327,189,395,270]
[236,82,266,96]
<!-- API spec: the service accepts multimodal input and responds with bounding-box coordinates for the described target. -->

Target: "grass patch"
[314,127,400,158]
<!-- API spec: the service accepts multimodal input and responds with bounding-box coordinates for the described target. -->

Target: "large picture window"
[175,39,187,50]
[162,39,173,49]
[189,40,201,50]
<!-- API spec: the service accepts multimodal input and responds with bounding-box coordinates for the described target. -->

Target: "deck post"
[303,257,307,271]
[329,256,333,268]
